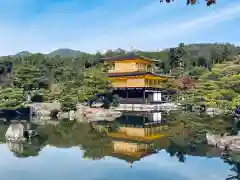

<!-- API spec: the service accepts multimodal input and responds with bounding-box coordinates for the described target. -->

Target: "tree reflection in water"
[6,136,46,158]
[0,121,113,159]
[37,121,113,160]
[163,139,187,162]
[222,152,240,180]
[0,113,238,180]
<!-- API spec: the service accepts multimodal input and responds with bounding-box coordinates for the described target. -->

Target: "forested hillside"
[0,43,239,110]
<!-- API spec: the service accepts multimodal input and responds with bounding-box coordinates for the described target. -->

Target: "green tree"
[0,43,239,111]
[210,47,220,64]
[163,58,171,74]
[168,48,178,68]
[59,95,77,112]
[0,88,26,109]
[77,65,112,102]
[221,44,232,61]
[196,56,207,67]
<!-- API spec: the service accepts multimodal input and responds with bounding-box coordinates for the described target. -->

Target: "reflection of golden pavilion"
[113,139,153,155]
[109,137,170,164]
[108,111,168,141]
[107,111,170,164]
[110,139,156,164]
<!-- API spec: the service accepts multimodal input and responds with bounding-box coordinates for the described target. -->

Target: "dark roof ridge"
[108,71,174,78]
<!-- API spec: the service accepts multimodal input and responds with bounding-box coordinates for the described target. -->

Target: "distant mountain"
[13,48,85,58]
[48,48,84,57]
[11,43,240,59]
[14,51,31,57]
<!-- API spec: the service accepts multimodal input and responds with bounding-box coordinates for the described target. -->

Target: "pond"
[0,111,239,180]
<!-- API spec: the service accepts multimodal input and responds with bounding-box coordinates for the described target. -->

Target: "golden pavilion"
[103,53,175,104]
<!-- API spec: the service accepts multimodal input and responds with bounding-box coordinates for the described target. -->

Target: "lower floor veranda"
[112,87,177,104]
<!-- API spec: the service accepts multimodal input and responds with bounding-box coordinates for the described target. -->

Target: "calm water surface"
[0,111,238,180]
[0,144,232,180]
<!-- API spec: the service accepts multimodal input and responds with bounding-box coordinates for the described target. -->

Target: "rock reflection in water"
[6,135,46,158]
[0,121,46,158]
[7,141,24,153]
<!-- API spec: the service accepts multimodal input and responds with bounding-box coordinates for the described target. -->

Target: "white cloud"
[0,1,239,55]
[91,2,240,52]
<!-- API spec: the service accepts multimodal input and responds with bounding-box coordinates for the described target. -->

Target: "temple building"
[103,53,175,104]
[110,139,158,166]
[108,112,170,165]
[109,137,220,165]
[108,111,168,141]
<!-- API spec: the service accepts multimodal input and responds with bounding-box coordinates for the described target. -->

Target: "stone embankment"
[28,101,61,120]
[84,106,122,122]
[206,133,240,152]
[29,102,122,122]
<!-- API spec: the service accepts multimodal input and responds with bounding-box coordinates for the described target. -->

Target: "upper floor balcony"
[108,62,155,73]
[103,53,158,74]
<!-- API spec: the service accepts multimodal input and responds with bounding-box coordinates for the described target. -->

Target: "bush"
[201,71,221,81]
[31,94,44,102]
[0,88,25,109]
[60,95,77,112]
[221,65,240,76]
[111,94,120,107]
[215,100,232,110]
[187,67,209,77]
[50,109,60,118]
[232,95,240,108]
[102,98,111,109]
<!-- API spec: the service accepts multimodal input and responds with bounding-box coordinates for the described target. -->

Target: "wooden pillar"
[143,114,146,126]
[26,123,30,130]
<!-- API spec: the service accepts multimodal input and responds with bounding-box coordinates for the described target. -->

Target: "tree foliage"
[0,53,112,109]
[159,0,216,6]
[0,42,239,110]
[179,77,197,90]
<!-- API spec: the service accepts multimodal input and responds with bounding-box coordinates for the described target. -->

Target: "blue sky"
[0,0,239,55]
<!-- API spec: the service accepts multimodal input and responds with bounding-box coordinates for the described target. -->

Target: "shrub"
[111,94,120,107]
[50,109,60,118]
[60,95,77,112]
[221,65,240,76]
[232,95,240,108]
[201,71,221,81]
[31,94,44,102]
[187,67,209,77]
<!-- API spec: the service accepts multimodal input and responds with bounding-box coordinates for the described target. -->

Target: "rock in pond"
[5,123,26,142]
[206,133,240,152]
[206,108,224,116]
[5,123,37,142]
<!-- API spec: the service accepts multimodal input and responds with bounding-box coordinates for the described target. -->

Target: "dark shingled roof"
[108,71,174,78]
[102,53,159,62]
